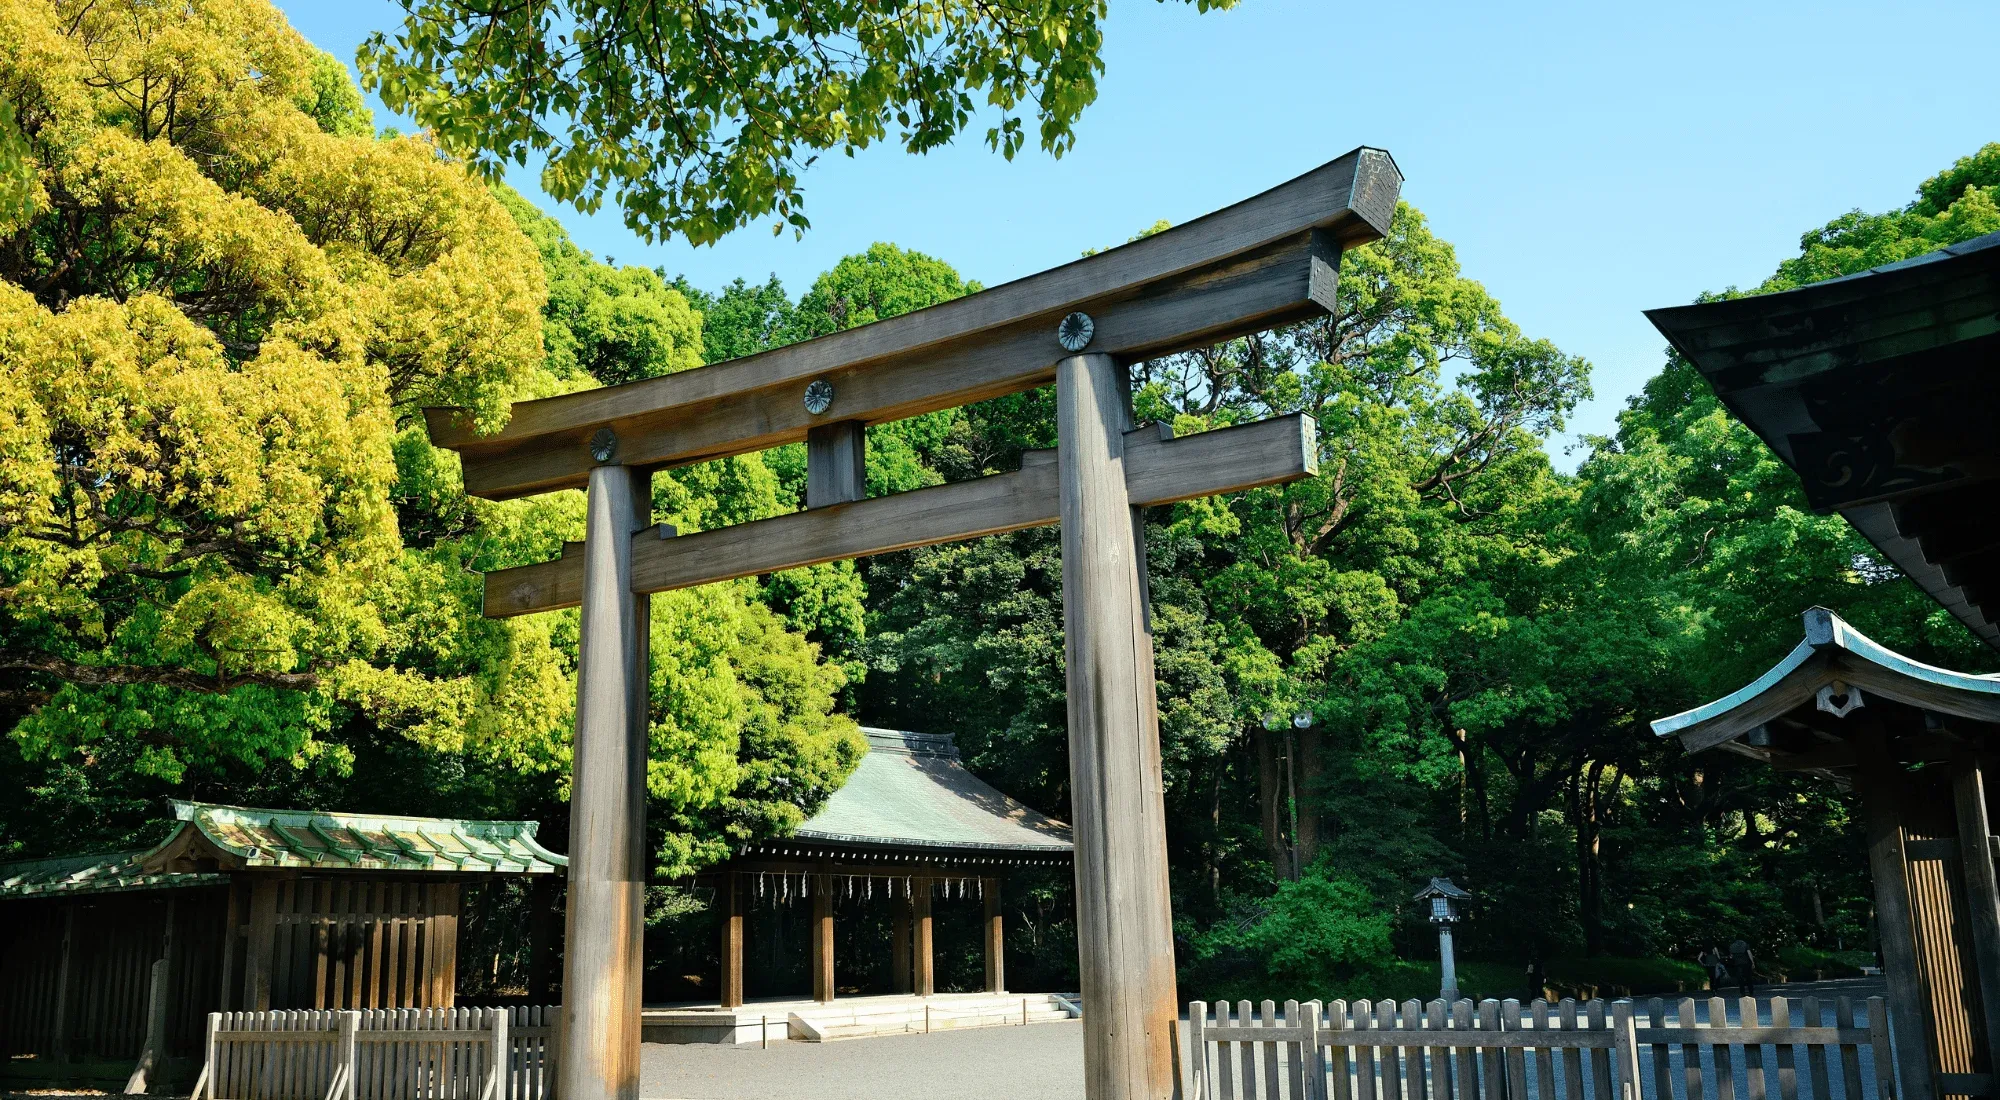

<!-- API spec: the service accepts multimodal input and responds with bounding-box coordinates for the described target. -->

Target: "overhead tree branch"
[0,650,322,696]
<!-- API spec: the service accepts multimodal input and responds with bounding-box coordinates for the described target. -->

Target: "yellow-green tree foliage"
[0,0,858,870]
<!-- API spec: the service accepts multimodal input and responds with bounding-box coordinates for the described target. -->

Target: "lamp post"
[1415,877,1473,1002]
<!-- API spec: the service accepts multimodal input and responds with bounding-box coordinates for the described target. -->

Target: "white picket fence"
[191,1006,558,1100]
[1189,996,1897,1100]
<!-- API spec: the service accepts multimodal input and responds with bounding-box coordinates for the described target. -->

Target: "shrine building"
[0,801,564,1079]
[646,727,1076,1043]
[1649,228,2000,1100]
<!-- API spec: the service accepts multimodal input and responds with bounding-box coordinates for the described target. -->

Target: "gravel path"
[640,1018,1088,1100]
[637,979,1893,1100]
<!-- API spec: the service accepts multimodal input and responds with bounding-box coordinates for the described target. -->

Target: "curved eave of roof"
[1650,606,2000,753]
[1644,229,2000,408]
[788,828,1071,854]
[0,848,227,899]
[1643,230,2000,651]
[171,801,569,874]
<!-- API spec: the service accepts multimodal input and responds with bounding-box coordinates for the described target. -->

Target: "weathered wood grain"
[983,878,1004,994]
[1060,353,1180,1100]
[806,421,866,509]
[913,883,934,998]
[719,872,743,1010]
[481,413,1317,617]
[1857,743,1939,1100]
[428,149,1396,499]
[1951,755,2000,1069]
[448,232,1340,499]
[811,867,834,1003]
[558,466,650,1100]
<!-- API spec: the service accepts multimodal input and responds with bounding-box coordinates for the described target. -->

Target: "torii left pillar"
[1059,352,1180,1100]
[560,464,651,1100]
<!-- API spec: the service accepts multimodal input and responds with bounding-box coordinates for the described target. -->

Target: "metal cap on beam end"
[1057,312,1095,352]
[589,427,617,463]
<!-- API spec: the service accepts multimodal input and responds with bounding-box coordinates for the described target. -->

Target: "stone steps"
[787,994,1079,1042]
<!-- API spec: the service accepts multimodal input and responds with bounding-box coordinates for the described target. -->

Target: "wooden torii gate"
[425,146,1401,1100]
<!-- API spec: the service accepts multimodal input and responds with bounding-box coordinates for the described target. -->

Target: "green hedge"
[1192,951,1865,1007]
[1262,957,1707,1004]
[1770,946,1872,982]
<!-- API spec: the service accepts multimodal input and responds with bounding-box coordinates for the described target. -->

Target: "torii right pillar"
[1058,352,1181,1099]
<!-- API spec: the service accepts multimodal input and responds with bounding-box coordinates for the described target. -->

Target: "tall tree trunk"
[1208,757,1225,911]
[1471,737,1493,841]
[1456,732,1470,828]
[1296,727,1324,872]
[1257,729,1288,880]
[1575,759,1608,957]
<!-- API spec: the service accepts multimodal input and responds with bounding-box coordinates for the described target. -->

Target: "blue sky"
[280,0,1997,468]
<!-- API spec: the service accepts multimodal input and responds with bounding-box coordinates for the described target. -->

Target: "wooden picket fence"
[1189,996,1898,1100]
[190,1006,558,1100]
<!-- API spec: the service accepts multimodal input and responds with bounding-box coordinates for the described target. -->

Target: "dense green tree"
[674,275,795,365]
[357,0,1240,243]
[498,189,705,388]
[0,0,545,782]
[0,0,860,878]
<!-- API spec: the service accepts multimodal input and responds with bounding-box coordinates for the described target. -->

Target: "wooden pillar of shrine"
[1057,352,1181,1100]
[560,464,651,1100]
[913,880,934,997]
[1858,744,1940,1100]
[891,893,912,994]
[1952,756,2000,1070]
[812,865,835,1003]
[49,903,74,1062]
[983,877,1004,994]
[720,870,745,1009]
[245,878,278,1010]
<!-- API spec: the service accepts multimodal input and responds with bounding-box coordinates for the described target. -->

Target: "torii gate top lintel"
[423,146,1402,502]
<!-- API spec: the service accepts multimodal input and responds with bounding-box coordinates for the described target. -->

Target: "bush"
[1245,874,1396,985]
[1184,872,1396,1002]
[1772,945,1871,982]
[1336,960,1532,1003]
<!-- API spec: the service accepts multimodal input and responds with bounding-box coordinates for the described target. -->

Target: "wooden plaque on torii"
[424,147,1402,1100]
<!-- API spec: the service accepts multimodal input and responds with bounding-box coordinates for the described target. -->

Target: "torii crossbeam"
[426,146,1401,1100]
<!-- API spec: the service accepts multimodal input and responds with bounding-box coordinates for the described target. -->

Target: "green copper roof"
[1651,606,2000,755]
[0,802,567,899]
[0,850,223,899]
[167,801,568,873]
[792,729,1072,853]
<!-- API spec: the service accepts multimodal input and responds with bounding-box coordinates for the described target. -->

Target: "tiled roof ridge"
[174,799,551,838]
[0,845,225,899]
[0,803,571,898]
[174,800,569,872]
[857,726,960,759]
[784,726,1073,854]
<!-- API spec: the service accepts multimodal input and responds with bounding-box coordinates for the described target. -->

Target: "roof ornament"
[1817,680,1866,718]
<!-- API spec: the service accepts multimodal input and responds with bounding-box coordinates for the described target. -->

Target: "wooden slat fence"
[1189,995,1899,1100]
[192,1006,558,1100]
[0,888,230,1060]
